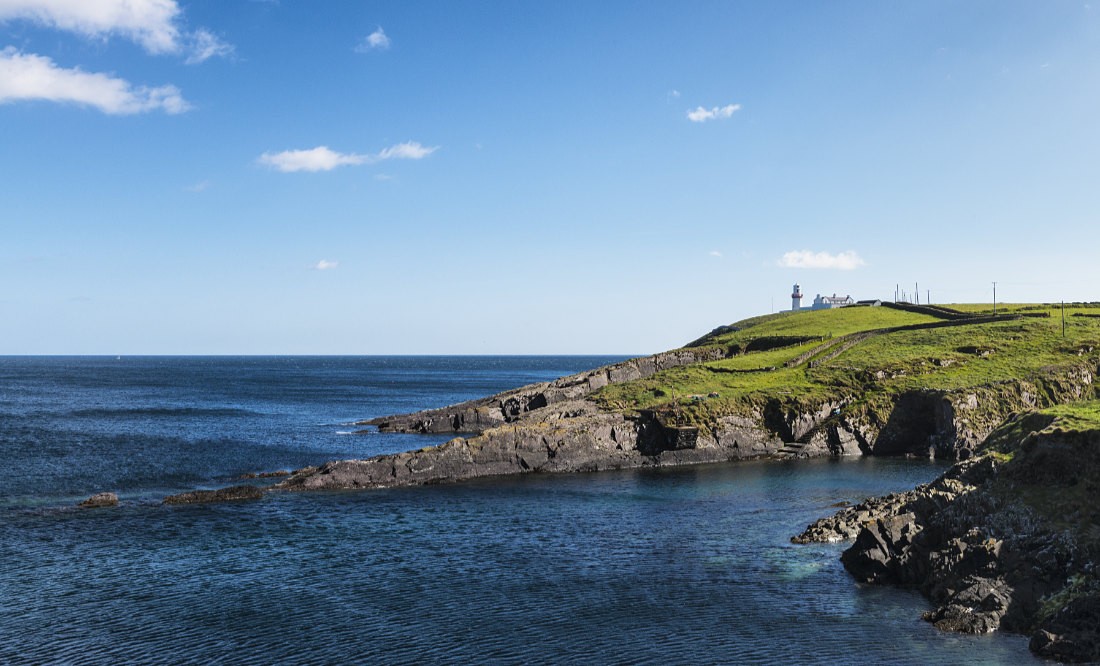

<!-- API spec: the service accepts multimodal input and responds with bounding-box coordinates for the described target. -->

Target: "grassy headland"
[593,303,1100,429]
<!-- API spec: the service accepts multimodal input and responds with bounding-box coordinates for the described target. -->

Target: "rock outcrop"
[794,413,1100,662]
[163,485,264,505]
[277,353,1097,492]
[78,492,119,508]
[363,348,726,435]
[839,362,1095,460]
[277,404,815,492]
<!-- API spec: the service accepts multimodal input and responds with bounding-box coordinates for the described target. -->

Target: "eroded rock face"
[1031,595,1100,662]
[364,348,726,435]
[163,485,264,505]
[794,431,1100,662]
[79,492,119,508]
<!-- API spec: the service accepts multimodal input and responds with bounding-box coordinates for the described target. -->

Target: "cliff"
[278,302,1100,492]
[794,404,1100,662]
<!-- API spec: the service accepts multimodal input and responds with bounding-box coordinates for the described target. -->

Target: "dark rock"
[794,417,1100,662]
[841,513,921,584]
[163,485,264,505]
[238,470,291,480]
[1030,594,1100,663]
[79,492,119,508]
[364,348,726,435]
[923,577,1012,634]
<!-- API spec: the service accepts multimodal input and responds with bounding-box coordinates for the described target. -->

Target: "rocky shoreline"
[794,410,1100,662]
[272,356,1094,493]
[68,307,1100,661]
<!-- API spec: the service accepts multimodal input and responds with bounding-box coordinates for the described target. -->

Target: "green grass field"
[593,303,1100,423]
[696,304,942,351]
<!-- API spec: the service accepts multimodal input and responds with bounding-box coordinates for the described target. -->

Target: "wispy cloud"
[0,0,232,62]
[355,26,390,52]
[709,250,722,258]
[313,259,339,270]
[376,141,437,160]
[778,250,865,270]
[258,141,438,173]
[687,103,741,123]
[185,180,210,192]
[185,29,233,64]
[0,47,190,114]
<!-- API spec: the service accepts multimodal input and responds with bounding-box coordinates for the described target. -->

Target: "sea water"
[0,357,1037,664]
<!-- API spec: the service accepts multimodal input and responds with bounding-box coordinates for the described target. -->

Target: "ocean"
[0,356,1037,664]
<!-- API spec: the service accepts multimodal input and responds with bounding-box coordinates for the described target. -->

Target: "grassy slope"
[593,304,1100,426]
[981,401,1100,544]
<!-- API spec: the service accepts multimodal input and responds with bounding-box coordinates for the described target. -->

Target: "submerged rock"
[78,492,119,508]
[237,470,291,480]
[163,485,264,505]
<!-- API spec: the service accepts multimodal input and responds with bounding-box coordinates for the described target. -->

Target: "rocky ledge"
[793,410,1100,662]
[275,358,1095,493]
[163,485,264,505]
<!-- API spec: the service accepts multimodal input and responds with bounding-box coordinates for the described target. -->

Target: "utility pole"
[927,289,930,305]
[1062,300,1066,338]
[992,281,998,315]
[915,282,919,305]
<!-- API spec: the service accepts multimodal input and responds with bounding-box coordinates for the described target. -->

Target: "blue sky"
[2,1,1098,354]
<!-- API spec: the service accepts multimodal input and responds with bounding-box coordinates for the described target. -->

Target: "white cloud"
[376,141,437,160]
[0,0,180,52]
[185,29,233,64]
[258,142,439,173]
[0,0,232,62]
[356,26,390,52]
[258,146,367,172]
[313,259,339,270]
[0,47,189,113]
[778,250,865,270]
[709,250,722,258]
[686,103,741,123]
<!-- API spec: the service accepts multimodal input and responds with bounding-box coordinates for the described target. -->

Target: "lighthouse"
[791,284,803,312]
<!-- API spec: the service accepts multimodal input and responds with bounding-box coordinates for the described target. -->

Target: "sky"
[2,1,1099,355]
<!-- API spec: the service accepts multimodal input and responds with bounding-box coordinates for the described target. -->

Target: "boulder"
[78,492,119,508]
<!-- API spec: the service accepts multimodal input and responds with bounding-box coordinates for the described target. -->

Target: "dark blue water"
[0,357,1037,664]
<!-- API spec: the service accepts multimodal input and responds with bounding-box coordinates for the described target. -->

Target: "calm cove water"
[0,357,1037,664]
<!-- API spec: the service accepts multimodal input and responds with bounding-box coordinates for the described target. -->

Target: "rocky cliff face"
[278,399,819,492]
[794,414,1100,662]
[363,348,726,434]
[278,358,1097,493]
[840,362,1096,460]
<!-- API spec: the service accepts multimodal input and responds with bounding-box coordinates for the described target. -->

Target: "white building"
[790,284,855,311]
[811,293,855,310]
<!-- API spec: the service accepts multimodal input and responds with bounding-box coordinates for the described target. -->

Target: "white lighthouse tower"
[791,283,803,312]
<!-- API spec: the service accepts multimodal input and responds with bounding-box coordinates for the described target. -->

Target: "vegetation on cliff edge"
[593,303,1100,430]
